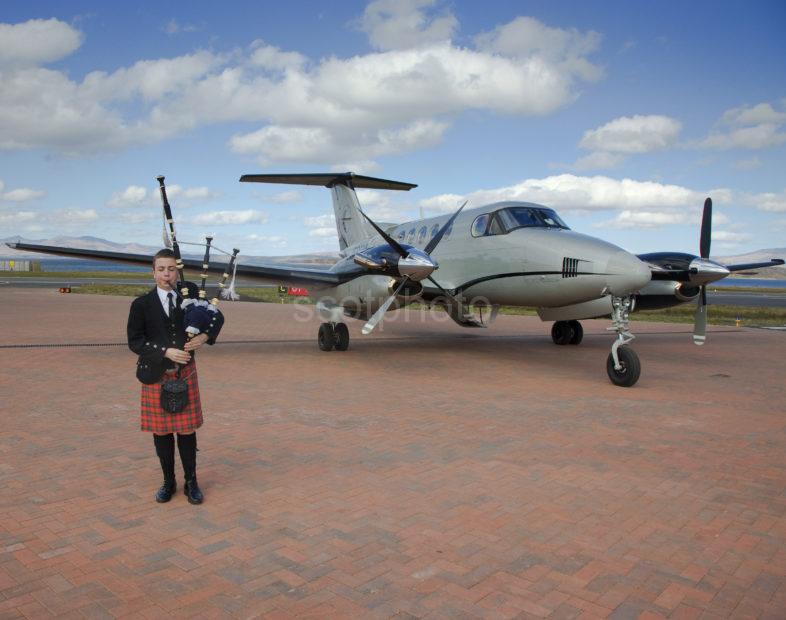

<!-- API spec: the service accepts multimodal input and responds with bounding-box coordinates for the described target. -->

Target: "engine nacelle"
[634,280,700,311]
[316,275,423,321]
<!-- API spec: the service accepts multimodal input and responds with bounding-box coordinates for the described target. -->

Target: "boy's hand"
[184,333,209,352]
[164,348,191,364]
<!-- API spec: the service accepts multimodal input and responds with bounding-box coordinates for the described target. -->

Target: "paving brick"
[1,289,785,617]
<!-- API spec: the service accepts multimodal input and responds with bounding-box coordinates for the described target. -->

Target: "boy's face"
[152,257,178,291]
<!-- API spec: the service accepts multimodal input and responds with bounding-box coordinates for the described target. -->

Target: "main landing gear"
[605,296,640,387]
[550,320,583,345]
[318,322,350,351]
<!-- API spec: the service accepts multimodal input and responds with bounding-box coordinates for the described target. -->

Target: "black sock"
[177,432,197,481]
[153,433,176,485]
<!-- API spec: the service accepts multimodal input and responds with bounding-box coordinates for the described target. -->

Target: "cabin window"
[396,230,405,241]
[417,226,428,243]
[471,214,490,237]
[430,224,439,239]
[407,228,416,243]
[444,221,454,238]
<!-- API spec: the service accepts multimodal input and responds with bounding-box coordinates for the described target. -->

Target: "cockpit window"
[471,214,490,237]
[494,207,569,234]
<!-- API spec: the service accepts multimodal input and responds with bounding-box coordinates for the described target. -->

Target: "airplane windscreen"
[497,207,569,232]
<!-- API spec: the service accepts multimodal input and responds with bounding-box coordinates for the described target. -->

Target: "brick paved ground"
[1,288,785,619]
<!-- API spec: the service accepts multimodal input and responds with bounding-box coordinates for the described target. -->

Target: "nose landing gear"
[606,296,640,387]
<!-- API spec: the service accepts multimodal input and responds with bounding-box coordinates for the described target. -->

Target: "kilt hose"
[140,360,203,434]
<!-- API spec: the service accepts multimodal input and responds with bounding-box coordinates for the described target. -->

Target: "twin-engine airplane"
[8,172,783,387]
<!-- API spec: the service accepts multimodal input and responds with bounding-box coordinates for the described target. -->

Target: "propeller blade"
[362,277,409,335]
[700,197,712,259]
[693,285,707,345]
[357,209,409,258]
[424,201,467,255]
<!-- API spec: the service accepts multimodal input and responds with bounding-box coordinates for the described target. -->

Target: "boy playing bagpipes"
[127,177,236,505]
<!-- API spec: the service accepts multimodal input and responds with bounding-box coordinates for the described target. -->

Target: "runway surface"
[1,289,785,618]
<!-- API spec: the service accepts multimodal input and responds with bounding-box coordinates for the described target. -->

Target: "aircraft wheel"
[551,321,574,345]
[568,320,583,345]
[318,323,335,351]
[333,323,350,351]
[606,346,641,387]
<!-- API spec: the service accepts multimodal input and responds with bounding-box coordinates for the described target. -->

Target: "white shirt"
[157,287,176,317]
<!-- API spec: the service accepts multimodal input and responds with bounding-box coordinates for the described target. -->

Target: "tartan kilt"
[140,360,203,433]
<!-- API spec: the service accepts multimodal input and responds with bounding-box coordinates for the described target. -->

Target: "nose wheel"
[606,296,641,387]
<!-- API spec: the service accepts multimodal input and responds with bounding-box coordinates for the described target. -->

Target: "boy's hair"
[152,248,176,267]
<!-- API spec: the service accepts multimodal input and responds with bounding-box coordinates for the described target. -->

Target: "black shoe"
[184,478,203,504]
[155,481,176,503]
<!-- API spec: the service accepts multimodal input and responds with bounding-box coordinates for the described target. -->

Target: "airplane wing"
[5,241,356,286]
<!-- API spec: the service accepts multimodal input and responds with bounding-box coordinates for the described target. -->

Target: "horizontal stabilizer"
[239,172,416,191]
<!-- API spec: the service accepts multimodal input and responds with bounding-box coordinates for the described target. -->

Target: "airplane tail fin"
[240,173,417,251]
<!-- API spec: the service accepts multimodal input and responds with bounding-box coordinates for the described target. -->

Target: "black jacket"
[127,283,224,383]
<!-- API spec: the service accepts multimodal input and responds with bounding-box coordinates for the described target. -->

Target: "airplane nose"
[606,251,652,296]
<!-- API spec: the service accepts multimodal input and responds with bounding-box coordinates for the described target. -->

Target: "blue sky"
[1,0,785,257]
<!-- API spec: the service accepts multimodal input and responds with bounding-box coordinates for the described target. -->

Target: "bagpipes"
[156,175,240,338]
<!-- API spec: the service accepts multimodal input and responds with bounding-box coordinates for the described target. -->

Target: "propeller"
[690,197,732,345]
[692,198,711,345]
[359,201,467,334]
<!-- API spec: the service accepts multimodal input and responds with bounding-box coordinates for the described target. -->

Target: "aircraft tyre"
[606,346,641,387]
[318,323,335,351]
[568,320,583,345]
[551,321,574,345]
[333,323,350,351]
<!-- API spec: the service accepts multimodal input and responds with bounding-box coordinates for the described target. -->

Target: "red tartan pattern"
[140,360,203,433]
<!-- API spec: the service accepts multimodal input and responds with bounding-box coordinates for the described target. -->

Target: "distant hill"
[1,235,339,265]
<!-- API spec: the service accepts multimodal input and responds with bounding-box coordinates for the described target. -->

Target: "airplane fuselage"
[315,201,651,315]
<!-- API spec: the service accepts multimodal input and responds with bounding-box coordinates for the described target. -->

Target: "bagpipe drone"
[156,175,240,339]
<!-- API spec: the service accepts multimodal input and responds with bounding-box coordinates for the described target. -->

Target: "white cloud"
[192,210,267,225]
[712,230,752,243]
[580,115,682,154]
[308,227,338,238]
[474,16,602,82]
[0,10,601,166]
[0,210,36,225]
[107,185,148,208]
[59,208,98,223]
[596,210,691,229]
[267,190,302,204]
[740,190,786,212]
[303,213,337,239]
[248,41,307,72]
[163,19,200,35]
[573,151,625,171]
[721,102,786,126]
[0,18,82,67]
[230,119,448,165]
[246,233,287,247]
[2,187,45,201]
[695,101,786,150]
[423,174,724,214]
[358,0,458,51]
